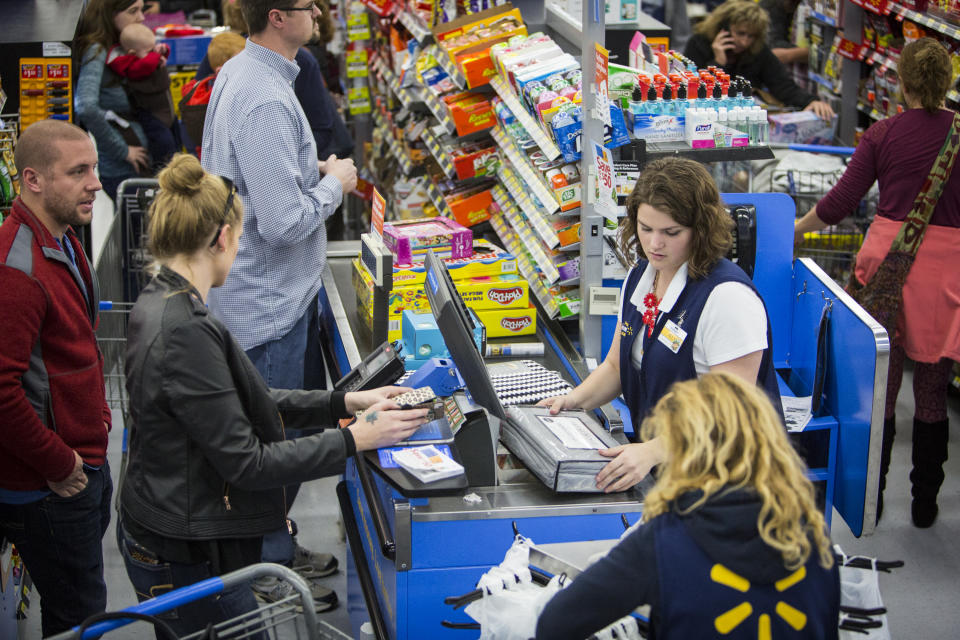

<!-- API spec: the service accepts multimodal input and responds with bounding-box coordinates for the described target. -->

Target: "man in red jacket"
[0,120,113,637]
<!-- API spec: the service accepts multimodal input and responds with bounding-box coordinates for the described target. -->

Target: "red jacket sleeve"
[126,51,164,81]
[0,266,78,482]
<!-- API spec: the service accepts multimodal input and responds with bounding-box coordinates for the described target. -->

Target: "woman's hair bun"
[157,154,207,196]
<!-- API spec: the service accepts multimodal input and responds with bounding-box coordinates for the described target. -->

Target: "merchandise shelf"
[491,185,560,283]
[490,125,562,214]
[424,181,456,219]
[397,9,433,43]
[422,88,456,134]
[372,112,419,176]
[948,90,960,103]
[489,209,562,317]
[422,128,457,178]
[489,76,562,160]
[808,9,838,26]
[497,160,560,248]
[428,44,467,89]
[372,56,422,111]
[864,48,898,72]
[890,3,960,41]
[809,71,839,92]
[856,101,886,121]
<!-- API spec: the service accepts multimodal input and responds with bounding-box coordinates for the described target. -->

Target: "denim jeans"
[0,461,113,637]
[245,294,327,566]
[118,523,263,639]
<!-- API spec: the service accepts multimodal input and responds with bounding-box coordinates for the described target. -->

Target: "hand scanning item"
[345,386,414,413]
[348,399,429,451]
[47,451,88,497]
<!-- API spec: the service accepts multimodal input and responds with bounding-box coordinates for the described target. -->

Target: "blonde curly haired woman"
[536,373,840,639]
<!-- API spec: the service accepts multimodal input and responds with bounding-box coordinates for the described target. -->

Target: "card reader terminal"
[334,341,406,392]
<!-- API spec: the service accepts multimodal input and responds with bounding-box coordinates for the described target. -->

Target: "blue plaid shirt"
[201,40,342,350]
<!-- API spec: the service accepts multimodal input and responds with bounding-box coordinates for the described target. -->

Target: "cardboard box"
[446,188,494,227]
[353,258,530,342]
[476,305,537,337]
[447,93,497,136]
[768,111,837,145]
[382,216,472,265]
[391,239,518,286]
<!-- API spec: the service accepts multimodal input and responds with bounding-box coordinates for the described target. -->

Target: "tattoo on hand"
[365,411,378,423]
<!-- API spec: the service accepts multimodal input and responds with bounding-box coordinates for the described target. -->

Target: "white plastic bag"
[464,536,564,640]
[836,546,891,640]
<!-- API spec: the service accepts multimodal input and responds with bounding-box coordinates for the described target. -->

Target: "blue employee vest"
[653,513,839,640]
[618,259,784,433]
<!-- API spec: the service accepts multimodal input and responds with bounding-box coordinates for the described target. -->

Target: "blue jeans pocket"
[118,529,180,621]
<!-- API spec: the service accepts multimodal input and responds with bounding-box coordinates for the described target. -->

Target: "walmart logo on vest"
[711,564,808,638]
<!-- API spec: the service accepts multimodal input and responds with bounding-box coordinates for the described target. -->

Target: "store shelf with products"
[496,161,560,248]
[889,3,960,41]
[488,76,562,160]
[489,124,562,215]
[396,8,433,44]
[808,9,839,26]
[421,128,457,179]
[426,43,467,89]
[491,185,560,284]
[857,101,887,121]
[371,111,421,177]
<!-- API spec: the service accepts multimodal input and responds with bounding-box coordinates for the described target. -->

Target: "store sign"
[594,43,611,128]
[371,188,386,237]
[347,14,371,41]
[592,141,617,219]
[348,86,371,115]
[346,49,369,78]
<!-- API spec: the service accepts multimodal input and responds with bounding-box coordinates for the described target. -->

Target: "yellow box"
[390,239,518,287]
[476,305,537,337]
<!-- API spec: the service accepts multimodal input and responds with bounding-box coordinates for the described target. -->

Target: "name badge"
[658,319,688,354]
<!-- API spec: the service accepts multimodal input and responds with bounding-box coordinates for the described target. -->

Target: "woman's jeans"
[118,523,263,638]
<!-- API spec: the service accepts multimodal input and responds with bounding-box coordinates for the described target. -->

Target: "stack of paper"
[391,445,465,483]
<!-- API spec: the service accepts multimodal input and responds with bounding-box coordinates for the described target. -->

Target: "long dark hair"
[78,0,139,56]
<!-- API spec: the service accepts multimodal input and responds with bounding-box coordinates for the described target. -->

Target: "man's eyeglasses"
[276,3,317,12]
[209,176,236,248]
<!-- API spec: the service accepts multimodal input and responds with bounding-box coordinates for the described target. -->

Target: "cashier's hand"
[595,442,661,493]
[320,155,358,194]
[348,400,429,451]
[345,386,414,413]
[804,100,835,121]
[47,451,88,498]
[537,394,579,415]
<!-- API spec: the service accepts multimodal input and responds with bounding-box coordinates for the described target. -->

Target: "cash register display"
[423,251,507,421]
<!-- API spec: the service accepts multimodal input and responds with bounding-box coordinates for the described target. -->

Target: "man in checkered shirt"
[200,0,357,611]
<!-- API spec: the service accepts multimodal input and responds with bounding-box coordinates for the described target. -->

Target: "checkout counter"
[317,192,888,639]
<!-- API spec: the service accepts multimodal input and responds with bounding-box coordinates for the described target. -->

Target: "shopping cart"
[769,143,878,285]
[115,178,159,303]
[48,563,321,640]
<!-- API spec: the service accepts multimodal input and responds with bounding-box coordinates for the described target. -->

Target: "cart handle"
[49,563,318,640]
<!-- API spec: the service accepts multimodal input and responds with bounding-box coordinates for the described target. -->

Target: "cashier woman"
[539,158,782,492]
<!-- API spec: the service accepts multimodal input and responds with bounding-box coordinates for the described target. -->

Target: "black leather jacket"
[121,267,354,540]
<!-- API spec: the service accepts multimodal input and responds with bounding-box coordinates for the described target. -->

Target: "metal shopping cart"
[48,564,321,640]
[770,143,878,285]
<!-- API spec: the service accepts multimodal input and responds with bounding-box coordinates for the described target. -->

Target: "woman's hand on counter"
[595,440,664,493]
[537,394,580,415]
[345,386,413,414]
[348,400,429,451]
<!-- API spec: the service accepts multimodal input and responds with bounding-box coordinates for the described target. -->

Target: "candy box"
[382,216,473,265]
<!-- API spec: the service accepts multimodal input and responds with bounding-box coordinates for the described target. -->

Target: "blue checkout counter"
[317,192,887,639]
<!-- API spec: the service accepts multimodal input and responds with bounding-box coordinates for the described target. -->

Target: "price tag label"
[348,86,371,114]
[594,43,611,128]
[836,37,867,61]
[347,14,371,41]
[593,141,617,219]
[346,49,369,78]
[371,187,386,236]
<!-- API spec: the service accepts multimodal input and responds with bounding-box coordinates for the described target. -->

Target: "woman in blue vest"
[535,373,839,639]
[539,157,781,492]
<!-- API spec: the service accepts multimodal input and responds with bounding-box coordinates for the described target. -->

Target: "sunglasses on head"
[209,176,236,248]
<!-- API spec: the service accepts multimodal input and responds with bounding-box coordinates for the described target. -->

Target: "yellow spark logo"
[711,564,808,639]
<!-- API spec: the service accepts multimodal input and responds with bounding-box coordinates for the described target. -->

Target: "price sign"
[346,49,369,78]
[371,187,386,236]
[593,141,617,219]
[836,38,867,61]
[348,86,371,115]
[594,43,611,128]
[346,14,371,41]
[21,64,42,79]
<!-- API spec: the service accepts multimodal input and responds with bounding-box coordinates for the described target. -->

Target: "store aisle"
[21,369,960,638]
